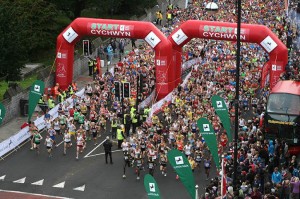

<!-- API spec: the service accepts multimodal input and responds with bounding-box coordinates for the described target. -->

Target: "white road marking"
[31,179,44,186]
[56,140,64,147]
[84,149,122,158]
[84,138,107,158]
[0,189,73,199]
[73,184,85,191]
[13,177,26,184]
[0,175,5,181]
[53,181,65,188]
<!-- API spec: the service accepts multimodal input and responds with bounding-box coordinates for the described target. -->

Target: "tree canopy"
[0,0,157,81]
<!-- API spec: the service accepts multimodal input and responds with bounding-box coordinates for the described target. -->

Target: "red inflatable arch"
[55,18,175,100]
[168,20,288,89]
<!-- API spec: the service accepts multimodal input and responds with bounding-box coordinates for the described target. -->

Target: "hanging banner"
[211,95,232,142]
[0,103,6,125]
[269,61,284,89]
[144,174,161,199]
[28,80,45,122]
[167,149,195,199]
[261,62,270,88]
[197,118,220,169]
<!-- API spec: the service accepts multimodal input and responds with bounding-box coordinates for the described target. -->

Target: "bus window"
[267,93,300,115]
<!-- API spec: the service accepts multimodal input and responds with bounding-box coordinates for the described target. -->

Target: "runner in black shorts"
[159,152,168,177]
[140,138,147,157]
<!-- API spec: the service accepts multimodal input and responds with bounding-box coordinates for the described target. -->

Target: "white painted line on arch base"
[0,189,74,199]
[84,149,122,158]
[83,138,107,158]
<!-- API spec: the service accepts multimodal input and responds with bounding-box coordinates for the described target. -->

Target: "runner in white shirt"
[63,131,72,155]
[129,135,136,149]
[68,122,77,139]
[44,135,54,158]
[184,143,192,157]
[147,147,157,160]
[84,119,91,141]
[53,119,61,135]
[76,133,85,160]
[48,127,57,147]
[45,119,51,131]
[63,105,69,117]
[121,140,130,152]
[168,130,175,147]
[136,128,144,140]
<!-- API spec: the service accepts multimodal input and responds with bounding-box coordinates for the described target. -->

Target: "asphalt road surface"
[0,128,217,199]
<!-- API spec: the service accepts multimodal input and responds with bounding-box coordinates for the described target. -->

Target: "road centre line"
[84,149,122,158]
[0,189,74,199]
[84,138,107,158]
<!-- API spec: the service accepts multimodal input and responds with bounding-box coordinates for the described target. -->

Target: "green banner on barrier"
[28,80,45,122]
[211,95,232,142]
[0,103,6,125]
[197,117,220,169]
[144,174,161,199]
[167,149,195,199]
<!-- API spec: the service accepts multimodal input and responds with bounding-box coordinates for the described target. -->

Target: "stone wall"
[1,89,29,125]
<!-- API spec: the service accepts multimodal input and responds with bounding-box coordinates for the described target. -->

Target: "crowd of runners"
[25,0,300,198]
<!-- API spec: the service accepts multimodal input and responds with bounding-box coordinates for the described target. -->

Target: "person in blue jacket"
[271,167,282,185]
[268,140,275,157]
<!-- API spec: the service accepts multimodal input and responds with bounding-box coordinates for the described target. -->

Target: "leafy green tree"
[47,0,157,19]
[0,0,59,80]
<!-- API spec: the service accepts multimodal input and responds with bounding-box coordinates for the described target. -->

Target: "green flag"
[28,80,45,121]
[0,103,6,125]
[211,95,232,142]
[144,174,161,199]
[197,118,220,169]
[167,149,195,199]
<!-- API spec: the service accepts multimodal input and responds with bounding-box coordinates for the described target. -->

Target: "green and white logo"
[168,149,195,198]
[211,95,232,142]
[149,183,155,192]
[203,124,210,132]
[34,85,41,92]
[175,156,184,165]
[216,100,223,108]
[144,174,161,199]
[28,80,45,121]
[197,118,220,170]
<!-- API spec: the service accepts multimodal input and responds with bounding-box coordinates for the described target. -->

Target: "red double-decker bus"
[264,80,300,154]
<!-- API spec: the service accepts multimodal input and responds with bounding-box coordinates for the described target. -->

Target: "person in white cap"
[103,136,113,164]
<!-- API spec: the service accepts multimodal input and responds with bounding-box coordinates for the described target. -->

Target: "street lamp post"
[233,0,242,190]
